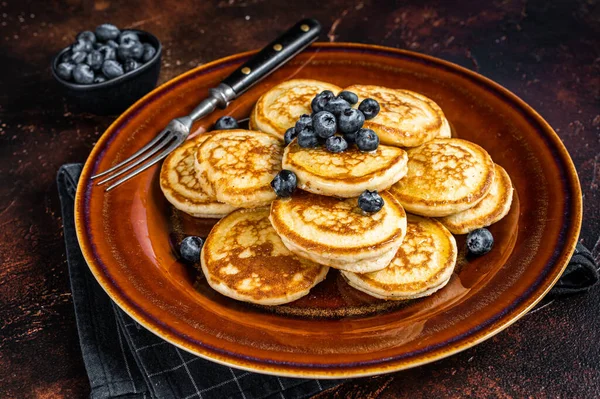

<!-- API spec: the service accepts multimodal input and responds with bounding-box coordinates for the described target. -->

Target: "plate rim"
[75,42,582,378]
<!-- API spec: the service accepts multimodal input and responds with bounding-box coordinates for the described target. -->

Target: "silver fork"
[92,18,321,191]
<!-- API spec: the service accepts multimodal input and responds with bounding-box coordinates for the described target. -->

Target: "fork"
[92,18,321,191]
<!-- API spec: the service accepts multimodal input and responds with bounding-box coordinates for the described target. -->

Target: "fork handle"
[222,18,321,96]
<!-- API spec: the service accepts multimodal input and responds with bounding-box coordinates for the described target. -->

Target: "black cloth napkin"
[548,242,599,296]
[57,163,598,399]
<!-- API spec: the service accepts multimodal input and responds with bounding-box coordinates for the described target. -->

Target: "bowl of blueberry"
[51,24,161,115]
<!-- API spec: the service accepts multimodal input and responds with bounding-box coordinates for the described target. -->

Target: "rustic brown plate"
[75,43,582,378]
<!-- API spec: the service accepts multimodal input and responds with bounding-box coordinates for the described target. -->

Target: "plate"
[75,43,582,378]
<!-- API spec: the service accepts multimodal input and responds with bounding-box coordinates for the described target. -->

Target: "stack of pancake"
[159,79,514,305]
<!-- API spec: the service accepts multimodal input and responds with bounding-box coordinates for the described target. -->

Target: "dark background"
[1,0,599,397]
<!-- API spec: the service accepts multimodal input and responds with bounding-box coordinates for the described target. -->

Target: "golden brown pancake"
[269,190,407,273]
[201,207,329,305]
[343,85,450,147]
[439,163,514,234]
[342,214,457,300]
[438,117,452,138]
[250,79,342,138]
[160,133,237,218]
[390,138,495,217]
[282,139,408,198]
[196,130,283,208]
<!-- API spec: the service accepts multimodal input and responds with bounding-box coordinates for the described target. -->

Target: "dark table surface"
[1,0,599,397]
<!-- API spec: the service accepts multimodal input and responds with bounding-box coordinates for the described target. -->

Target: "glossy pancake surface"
[282,140,408,198]
[197,130,283,208]
[201,207,329,305]
[391,138,495,217]
[344,85,451,147]
[250,79,342,138]
[270,190,407,273]
[160,133,236,218]
[342,214,457,300]
[439,164,514,234]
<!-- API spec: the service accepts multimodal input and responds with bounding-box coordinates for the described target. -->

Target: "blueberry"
[93,74,107,84]
[179,236,203,263]
[86,50,104,71]
[123,58,140,73]
[106,39,119,49]
[311,90,335,113]
[325,135,348,153]
[294,114,312,134]
[101,59,124,79]
[214,116,239,130]
[72,38,93,53]
[324,96,351,117]
[56,62,75,81]
[70,51,87,64]
[297,126,319,148]
[466,228,494,256]
[95,24,120,41]
[98,45,116,61]
[76,30,96,44]
[93,42,102,50]
[337,108,365,134]
[284,127,297,145]
[317,135,328,147]
[311,97,329,114]
[358,98,380,120]
[72,64,95,84]
[338,90,358,105]
[319,90,336,99]
[356,128,380,152]
[312,111,337,138]
[271,170,297,197]
[118,30,140,44]
[358,190,384,213]
[60,49,73,64]
[118,38,144,61]
[142,43,157,62]
[343,131,357,145]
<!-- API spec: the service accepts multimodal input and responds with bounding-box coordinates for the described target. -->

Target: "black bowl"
[51,30,162,115]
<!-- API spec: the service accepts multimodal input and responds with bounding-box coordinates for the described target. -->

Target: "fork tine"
[91,128,171,180]
[96,132,174,185]
[105,139,183,192]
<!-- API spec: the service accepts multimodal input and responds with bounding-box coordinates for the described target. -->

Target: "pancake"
[196,130,283,208]
[250,79,342,138]
[439,163,513,234]
[270,190,407,273]
[342,214,457,300]
[201,207,329,305]
[160,134,237,218]
[343,85,449,147]
[390,138,495,217]
[282,139,408,198]
[438,117,452,138]
[193,140,215,197]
